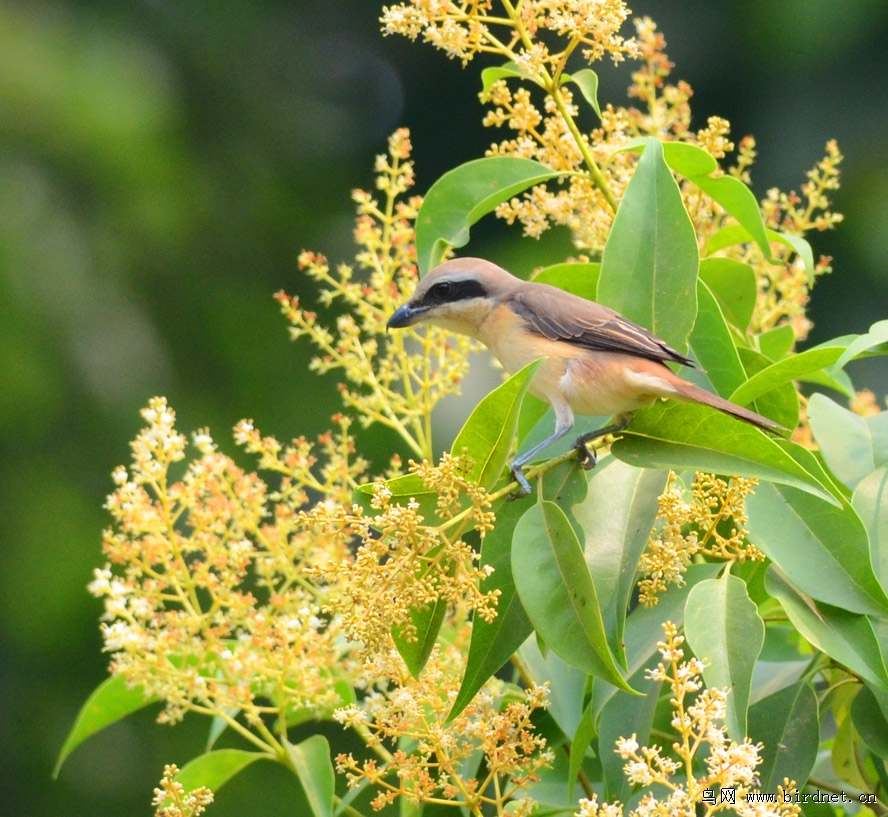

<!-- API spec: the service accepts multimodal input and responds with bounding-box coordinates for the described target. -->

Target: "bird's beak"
[386,302,428,330]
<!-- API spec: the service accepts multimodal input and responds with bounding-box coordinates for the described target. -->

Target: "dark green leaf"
[569,702,598,800]
[453,358,545,490]
[689,279,748,397]
[393,595,449,678]
[698,256,757,332]
[851,686,888,758]
[747,482,888,616]
[572,456,668,665]
[748,681,819,791]
[286,735,335,817]
[563,68,601,117]
[765,568,888,691]
[519,637,587,738]
[415,157,560,274]
[512,501,634,691]
[174,749,265,795]
[55,675,156,777]
[599,137,699,352]
[612,401,838,505]
[684,573,765,740]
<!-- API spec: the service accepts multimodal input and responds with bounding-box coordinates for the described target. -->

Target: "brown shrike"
[387,258,785,496]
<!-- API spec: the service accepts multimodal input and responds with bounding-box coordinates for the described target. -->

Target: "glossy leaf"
[449,498,532,720]
[765,567,888,691]
[808,392,888,491]
[747,481,888,616]
[415,157,560,274]
[174,749,264,795]
[452,358,545,489]
[685,573,765,740]
[748,681,819,791]
[562,68,601,117]
[512,501,633,691]
[853,467,888,586]
[689,278,747,397]
[598,137,699,353]
[612,401,838,505]
[572,456,668,664]
[287,735,335,817]
[55,675,156,777]
[698,256,757,332]
[728,346,845,407]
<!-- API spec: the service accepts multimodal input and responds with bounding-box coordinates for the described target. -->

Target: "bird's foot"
[575,441,598,471]
[508,463,532,500]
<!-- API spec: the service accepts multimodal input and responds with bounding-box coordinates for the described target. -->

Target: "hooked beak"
[386,302,429,330]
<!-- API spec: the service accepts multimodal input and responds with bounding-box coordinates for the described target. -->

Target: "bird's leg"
[573,415,631,470]
[507,404,574,499]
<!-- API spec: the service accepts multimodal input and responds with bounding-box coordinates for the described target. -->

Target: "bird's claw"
[508,464,532,500]
[575,441,598,471]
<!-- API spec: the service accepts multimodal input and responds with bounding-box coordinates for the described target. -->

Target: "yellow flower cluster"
[638,472,762,606]
[303,452,499,656]
[276,128,477,461]
[153,765,213,817]
[334,645,553,815]
[576,623,801,817]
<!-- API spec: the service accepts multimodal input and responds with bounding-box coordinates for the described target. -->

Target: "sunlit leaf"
[415,157,560,274]
[562,68,601,117]
[833,319,888,369]
[698,256,757,332]
[174,749,265,795]
[685,573,765,740]
[530,262,600,301]
[55,675,156,777]
[758,324,796,361]
[479,60,526,99]
[689,278,747,397]
[599,137,699,352]
[512,501,634,691]
[287,735,335,817]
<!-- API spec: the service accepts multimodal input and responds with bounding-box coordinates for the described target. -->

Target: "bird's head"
[386,258,516,338]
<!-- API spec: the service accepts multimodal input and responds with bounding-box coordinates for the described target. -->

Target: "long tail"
[670,379,788,435]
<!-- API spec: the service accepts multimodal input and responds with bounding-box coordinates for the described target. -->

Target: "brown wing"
[510,283,697,368]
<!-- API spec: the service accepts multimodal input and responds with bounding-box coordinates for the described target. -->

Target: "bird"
[386,257,785,497]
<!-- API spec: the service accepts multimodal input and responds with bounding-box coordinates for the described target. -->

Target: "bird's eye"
[430,281,452,301]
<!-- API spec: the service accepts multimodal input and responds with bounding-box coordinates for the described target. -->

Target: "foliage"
[60,2,888,816]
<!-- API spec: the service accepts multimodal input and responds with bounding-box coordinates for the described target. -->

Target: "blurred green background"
[1,2,886,814]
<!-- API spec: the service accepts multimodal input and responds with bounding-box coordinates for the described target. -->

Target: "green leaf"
[174,749,265,795]
[612,401,838,505]
[692,173,771,259]
[286,735,335,817]
[415,157,560,274]
[706,223,755,255]
[769,229,815,285]
[759,324,796,361]
[748,681,819,791]
[569,702,598,800]
[623,136,718,177]
[393,594,449,678]
[480,60,525,99]
[765,567,888,691]
[853,467,888,586]
[530,262,600,301]
[689,278,748,398]
[736,347,801,431]
[562,68,601,117]
[354,473,438,521]
[519,637,587,738]
[452,358,545,490]
[684,573,765,740]
[833,318,888,369]
[449,498,532,720]
[698,256,757,332]
[851,686,888,758]
[599,137,699,352]
[729,346,845,407]
[808,392,888,491]
[54,675,156,777]
[572,456,668,665]
[747,481,888,616]
[512,501,634,691]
